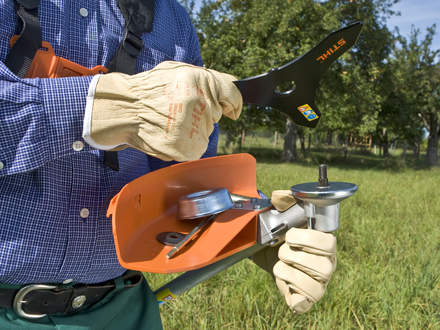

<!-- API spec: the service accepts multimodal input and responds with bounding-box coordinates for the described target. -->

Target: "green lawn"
[145,140,440,329]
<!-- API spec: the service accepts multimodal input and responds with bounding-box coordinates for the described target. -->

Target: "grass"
[145,137,440,329]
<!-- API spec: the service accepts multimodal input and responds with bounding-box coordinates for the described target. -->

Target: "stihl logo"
[166,103,183,135]
[163,82,207,139]
[316,38,346,63]
[189,98,206,139]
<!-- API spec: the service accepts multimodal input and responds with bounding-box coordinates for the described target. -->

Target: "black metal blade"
[234,22,363,128]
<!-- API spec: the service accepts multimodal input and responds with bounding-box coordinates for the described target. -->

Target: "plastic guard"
[107,154,263,273]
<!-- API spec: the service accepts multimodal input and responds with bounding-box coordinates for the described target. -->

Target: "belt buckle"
[13,284,57,319]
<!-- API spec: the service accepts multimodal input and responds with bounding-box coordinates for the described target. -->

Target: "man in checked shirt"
[0,0,338,328]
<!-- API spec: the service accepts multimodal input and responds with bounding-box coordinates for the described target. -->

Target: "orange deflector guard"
[107,153,265,273]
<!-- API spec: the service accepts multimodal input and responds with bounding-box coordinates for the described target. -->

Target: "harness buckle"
[13,284,57,319]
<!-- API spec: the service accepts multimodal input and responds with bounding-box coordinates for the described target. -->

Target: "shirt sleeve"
[0,62,94,176]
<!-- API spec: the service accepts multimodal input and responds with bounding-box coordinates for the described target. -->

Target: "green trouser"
[0,275,162,330]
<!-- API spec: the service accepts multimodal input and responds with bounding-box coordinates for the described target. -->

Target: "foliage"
[318,0,397,138]
[388,25,440,165]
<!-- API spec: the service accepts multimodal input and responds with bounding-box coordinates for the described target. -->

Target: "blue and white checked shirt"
[0,0,218,284]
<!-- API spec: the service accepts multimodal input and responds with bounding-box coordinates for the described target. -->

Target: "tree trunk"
[283,118,297,162]
[225,131,234,149]
[413,142,420,159]
[426,115,439,166]
[402,141,407,160]
[307,133,311,153]
[383,143,389,157]
[382,128,389,157]
[337,133,344,146]
[240,129,246,149]
[298,129,306,155]
[343,135,349,159]
[273,131,278,147]
[326,131,332,145]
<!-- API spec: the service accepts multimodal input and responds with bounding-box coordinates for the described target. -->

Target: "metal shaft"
[156,203,308,304]
[318,164,329,187]
[156,244,263,304]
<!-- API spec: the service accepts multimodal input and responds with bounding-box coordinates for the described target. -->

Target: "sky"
[387,0,440,51]
[192,0,440,52]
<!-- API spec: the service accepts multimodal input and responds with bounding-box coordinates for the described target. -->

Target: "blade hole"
[274,81,296,95]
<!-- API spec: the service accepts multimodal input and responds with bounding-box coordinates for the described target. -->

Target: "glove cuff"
[82,72,146,152]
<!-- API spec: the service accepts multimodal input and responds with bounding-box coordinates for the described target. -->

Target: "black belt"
[0,271,143,319]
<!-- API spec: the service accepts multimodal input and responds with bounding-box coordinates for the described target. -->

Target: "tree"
[391,26,440,166]
[318,0,398,155]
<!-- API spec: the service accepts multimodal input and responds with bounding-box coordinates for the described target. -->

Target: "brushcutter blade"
[234,22,363,128]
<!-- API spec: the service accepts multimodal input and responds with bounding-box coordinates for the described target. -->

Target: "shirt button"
[72,141,84,151]
[80,208,90,219]
[79,7,88,17]
[0,161,3,170]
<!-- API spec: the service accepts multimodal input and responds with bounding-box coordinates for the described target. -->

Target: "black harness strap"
[4,0,41,78]
[107,0,154,75]
[104,0,155,171]
[5,0,155,171]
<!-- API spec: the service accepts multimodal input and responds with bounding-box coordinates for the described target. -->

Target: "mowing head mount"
[290,164,357,232]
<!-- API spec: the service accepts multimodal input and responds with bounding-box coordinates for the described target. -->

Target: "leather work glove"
[253,190,337,314]
[83,61,242,161]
